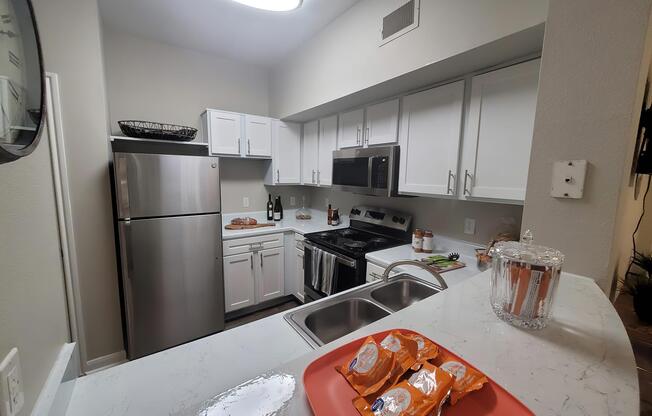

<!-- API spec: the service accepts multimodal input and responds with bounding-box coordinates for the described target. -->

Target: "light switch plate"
[242,197,250,208]
[0,348,24,416]
[290,196,296,206]
[551,160,587,199]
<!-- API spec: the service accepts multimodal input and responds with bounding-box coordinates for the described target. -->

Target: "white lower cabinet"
[257,247,284,302]
[295,247,305,302]
[224,253,256,312]
[223,234,285,313]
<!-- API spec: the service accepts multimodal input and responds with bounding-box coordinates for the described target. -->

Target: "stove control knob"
[392,216,399,223]
[398,217,406,225]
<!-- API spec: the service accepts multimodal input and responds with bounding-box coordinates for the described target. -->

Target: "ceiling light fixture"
[231,0,302,12]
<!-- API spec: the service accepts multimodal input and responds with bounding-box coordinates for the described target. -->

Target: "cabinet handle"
[365,127,370,145]
[356,127,360,145]
[238,138,241,153]
[312,170,315,184]
[277,169,280,183]
[447,170,456,194]
[317,170,320,184]
[463,170,473,196]
[250,253,253,269]
[247,139,251,155]
[260,252,263,268]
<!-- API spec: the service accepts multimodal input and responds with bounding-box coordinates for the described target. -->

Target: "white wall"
[102,28,269,135]
[522,0,652,293]
[32,0,123,365]
[0,132,70,415]
[270,0,548,119]
[220,158,310,214]
[309,188,522,245]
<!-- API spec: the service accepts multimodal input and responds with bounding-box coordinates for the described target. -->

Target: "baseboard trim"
[85,350,127,374]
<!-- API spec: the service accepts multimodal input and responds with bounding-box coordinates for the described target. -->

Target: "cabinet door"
[223,253,255,312]
[295,248,304,302]
[302,120,319,185]
[245,115,272,157]
[257,247,285,303]
[273,120,301,184]
[365,99,399,146]
[208,110,242,156]
[461,59,540,201]
[338,108,364,149]
[318,115,337,186]
[398,81,465,196]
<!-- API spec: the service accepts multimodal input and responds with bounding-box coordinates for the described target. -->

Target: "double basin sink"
[284,274,441,348]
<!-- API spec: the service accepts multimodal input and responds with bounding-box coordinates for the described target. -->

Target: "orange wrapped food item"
[353,362,453,416]
[404,333,439,370]
[336,336,396,397]
[434,350,488,405]
[379,331,419,385]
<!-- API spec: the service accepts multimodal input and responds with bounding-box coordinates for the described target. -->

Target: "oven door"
[303,241,363,302]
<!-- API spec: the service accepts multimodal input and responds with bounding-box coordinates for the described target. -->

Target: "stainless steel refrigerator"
[113,151,224,359]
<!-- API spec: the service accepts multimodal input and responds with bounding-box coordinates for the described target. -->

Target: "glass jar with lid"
[490,230,564,329]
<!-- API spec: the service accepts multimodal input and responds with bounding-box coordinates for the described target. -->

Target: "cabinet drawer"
[223,233,284,256]
[366,261,399,283]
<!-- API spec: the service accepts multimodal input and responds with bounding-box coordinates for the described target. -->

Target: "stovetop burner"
[305,227,407,258]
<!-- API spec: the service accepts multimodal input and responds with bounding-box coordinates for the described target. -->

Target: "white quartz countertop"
[221,209,348,240]
[65,268,638,415]
[366,235,485,287]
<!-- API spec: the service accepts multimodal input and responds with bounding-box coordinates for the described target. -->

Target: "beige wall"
[309,188,522,245]
[220,158,310,213]
[0,133,70,415]
[522,0,652,293]
[32,0,123,364]
[270,0,548,119]
[102,28,269,136]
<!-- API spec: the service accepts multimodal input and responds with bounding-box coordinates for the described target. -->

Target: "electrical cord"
[626,175,651,280]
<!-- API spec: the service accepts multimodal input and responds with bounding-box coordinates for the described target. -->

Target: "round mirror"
[0,0,44,164]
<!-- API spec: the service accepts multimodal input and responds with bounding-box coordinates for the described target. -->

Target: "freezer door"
[114,152,220,219]
[118,214,224,359]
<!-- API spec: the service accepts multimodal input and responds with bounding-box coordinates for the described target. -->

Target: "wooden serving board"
[224,223,276,230]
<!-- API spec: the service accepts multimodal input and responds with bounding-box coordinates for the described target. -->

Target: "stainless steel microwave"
[331,145,400,197]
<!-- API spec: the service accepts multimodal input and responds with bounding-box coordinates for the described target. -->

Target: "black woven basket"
[118,120,198,142]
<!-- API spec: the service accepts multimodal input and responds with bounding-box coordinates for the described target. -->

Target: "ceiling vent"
[380,0,420,46]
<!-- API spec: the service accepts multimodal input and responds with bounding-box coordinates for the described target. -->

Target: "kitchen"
[0,0,650,415]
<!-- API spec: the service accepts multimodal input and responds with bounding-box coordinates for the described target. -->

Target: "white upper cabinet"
[244,115,272,157]
[302,120,320,185]
[318,115,338,186]
[365,99,399,146]
[338,108,364,149]
[205,110,242,156]
[460,59,540,202]
[268,120,301,185]
[398,81,465,197]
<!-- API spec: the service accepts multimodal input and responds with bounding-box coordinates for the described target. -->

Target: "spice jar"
[422,230,434,253]
[412,229,424,252]
[490,230,564,330]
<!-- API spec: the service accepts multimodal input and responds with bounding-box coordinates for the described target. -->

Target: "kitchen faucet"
[382,260,449,291]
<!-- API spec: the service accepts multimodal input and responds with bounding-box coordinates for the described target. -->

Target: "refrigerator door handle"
[122,221,134,275]
[114,154,131,219]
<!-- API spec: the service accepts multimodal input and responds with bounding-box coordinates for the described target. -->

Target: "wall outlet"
[325,198,330,207]
[242,197,250,208]
[290,196,296,206]
[464,218,476,235]
[0,348,24,416]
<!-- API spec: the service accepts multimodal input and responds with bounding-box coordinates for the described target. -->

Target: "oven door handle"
[304,241,357,268]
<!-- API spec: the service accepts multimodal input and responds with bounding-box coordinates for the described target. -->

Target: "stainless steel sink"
[304,298,390,345]
[371,279,438,312]
[285,274,441,348]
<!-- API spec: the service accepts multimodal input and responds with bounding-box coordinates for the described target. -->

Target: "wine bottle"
[266,194,273,221]
[279,196,284,220]
[273,196,281,221]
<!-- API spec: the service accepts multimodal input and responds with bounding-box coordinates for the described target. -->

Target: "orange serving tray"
[303,329,534,416]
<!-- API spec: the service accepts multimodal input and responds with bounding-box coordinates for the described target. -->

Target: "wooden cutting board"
[224,223,276,230]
